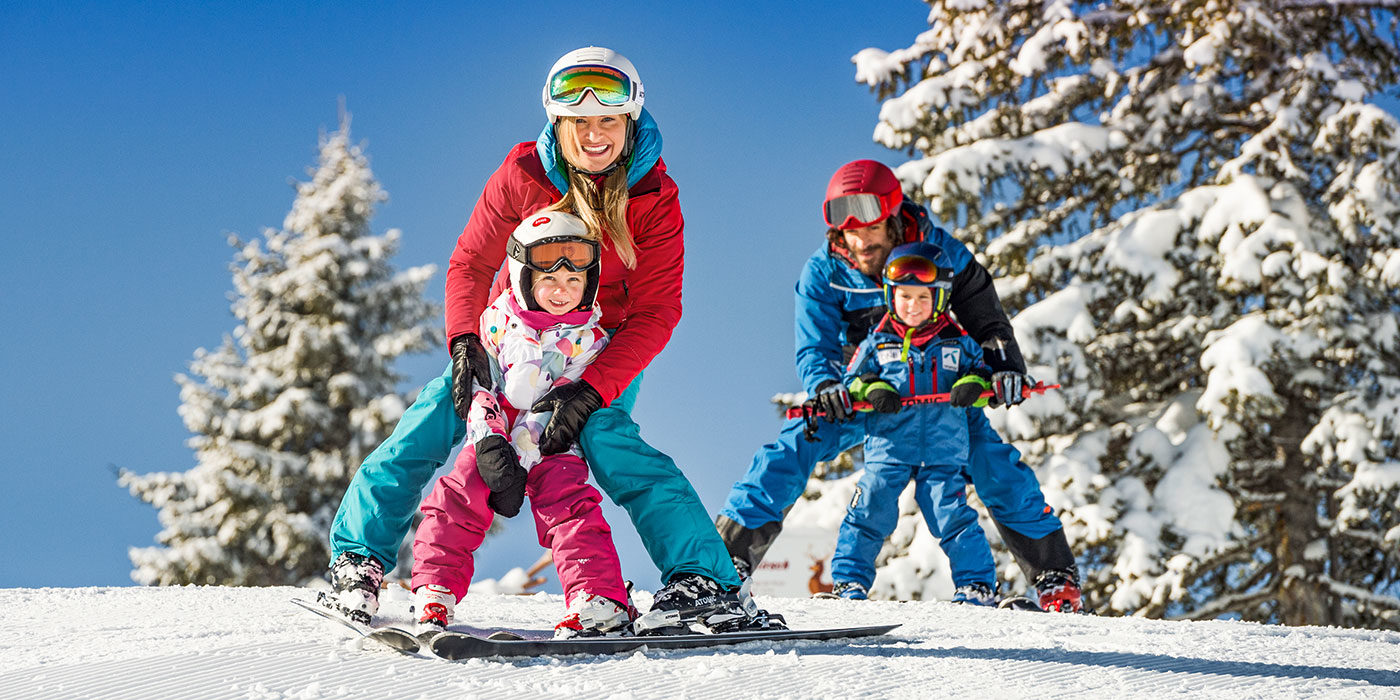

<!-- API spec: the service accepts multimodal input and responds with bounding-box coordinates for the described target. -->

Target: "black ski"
[291,597,424,654]
[428,623,900,660]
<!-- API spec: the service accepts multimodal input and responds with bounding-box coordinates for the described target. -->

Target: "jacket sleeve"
[921,223,1026,373]
[794,253,847,394]
[445,152,526,346]
[578,186,685,404]
[464,304,509,446]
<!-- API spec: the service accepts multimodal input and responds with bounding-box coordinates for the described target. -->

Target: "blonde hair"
[548,118,637,269]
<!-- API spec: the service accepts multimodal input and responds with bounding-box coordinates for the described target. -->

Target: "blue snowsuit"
[830,319,998,590]
[718,202,1062,573]
[329,112,739,588]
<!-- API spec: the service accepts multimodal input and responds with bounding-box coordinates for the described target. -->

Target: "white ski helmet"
[541,46,645,120]
[506,210,601,313]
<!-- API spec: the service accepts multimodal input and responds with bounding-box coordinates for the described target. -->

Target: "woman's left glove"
[531,380,603,455]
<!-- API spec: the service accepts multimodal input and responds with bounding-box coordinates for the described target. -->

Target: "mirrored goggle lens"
[527,239,598,272]
[884,254,942,284]
[824,193,885,228]
[548,65,632,106]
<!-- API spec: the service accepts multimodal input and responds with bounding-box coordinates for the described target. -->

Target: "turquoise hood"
[535,108,663,194]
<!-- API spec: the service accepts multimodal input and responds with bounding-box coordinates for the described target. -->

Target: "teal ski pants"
[329,363,739,588]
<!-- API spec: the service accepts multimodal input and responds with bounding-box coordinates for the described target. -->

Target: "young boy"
[827,241,1001,605]
[411,210,633,638]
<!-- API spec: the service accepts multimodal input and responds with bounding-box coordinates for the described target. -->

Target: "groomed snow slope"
[2,586,1397,699]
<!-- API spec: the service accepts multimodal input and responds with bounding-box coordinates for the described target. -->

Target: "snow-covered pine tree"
[119,118,439,586]
[846,0,1400,627]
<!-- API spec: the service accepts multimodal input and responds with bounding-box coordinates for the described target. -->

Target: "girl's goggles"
[546,64,633,107]
[507,235,600,273]
[824,193,888,229]
[884,254,951,286]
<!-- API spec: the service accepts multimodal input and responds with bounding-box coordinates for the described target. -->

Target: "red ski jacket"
[445,142,685,404]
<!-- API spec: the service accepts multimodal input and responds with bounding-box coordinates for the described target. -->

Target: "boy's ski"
[996,595,1044,612]
[427,623,900,660]
[291,597,424,654]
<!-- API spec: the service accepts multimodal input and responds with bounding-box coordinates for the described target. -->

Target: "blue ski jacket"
[845,316,992,466]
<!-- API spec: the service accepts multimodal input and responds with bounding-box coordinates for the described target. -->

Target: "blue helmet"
[882,241,954,324]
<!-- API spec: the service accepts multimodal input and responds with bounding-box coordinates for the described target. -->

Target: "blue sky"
[0,1,935,590]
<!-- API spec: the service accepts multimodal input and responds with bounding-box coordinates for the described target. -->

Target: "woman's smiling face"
[559,114,628,172]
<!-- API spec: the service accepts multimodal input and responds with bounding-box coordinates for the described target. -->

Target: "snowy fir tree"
[119,119,439,586]
[780,0,1400,627]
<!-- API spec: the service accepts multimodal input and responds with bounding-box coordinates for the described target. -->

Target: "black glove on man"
[813,379,854,422]
[990,371,1033,407]
[531,380,604,455]
[475,434,527,517]
[450,334,494,422]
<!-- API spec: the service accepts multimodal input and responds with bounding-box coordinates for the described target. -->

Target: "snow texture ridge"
[2,586,1397,699]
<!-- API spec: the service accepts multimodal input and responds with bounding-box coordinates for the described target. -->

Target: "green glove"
[950,373,992,408]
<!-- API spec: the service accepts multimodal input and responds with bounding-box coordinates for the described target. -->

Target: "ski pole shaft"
[785,382,1060,420]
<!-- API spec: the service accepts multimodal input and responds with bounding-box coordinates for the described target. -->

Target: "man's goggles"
[884,254,951,286]
[824,193,888,229]
[546,64,633,107]
[507,235,599,273]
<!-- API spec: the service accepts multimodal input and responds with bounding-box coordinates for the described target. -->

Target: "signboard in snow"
[748,526,837,598]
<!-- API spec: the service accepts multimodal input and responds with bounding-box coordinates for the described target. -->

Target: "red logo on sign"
[532,216,551,226]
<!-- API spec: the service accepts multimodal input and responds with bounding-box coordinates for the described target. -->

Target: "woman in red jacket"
[324,47,768,635]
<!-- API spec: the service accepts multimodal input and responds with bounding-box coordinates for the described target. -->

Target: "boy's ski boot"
[322,552,385,624]
[554,592,637,639]
[411,583,454,637]
[830,580,868,600]
[951,583,997,606]
[1034,569,1083,613]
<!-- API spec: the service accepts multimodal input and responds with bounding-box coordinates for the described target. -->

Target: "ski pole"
[787,381,1061,441]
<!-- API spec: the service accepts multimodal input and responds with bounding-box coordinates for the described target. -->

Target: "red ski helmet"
[823,160,904,230]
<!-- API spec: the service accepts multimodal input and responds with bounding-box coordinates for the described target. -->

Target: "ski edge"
[429,622,901,660]
[290,597,423,654]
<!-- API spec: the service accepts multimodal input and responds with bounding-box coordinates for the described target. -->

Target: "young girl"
[827,241,1002,605]
[410,210,632,639]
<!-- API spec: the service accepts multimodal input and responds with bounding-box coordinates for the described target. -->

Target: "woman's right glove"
[450,334,493,422]
[531,380,604,455]
[475,434,527,517]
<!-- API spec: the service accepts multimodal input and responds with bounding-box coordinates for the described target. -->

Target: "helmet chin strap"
[555,118,636,177]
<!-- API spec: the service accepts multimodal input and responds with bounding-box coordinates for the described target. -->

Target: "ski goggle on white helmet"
[506,210,602,313]
[542,46,645,120]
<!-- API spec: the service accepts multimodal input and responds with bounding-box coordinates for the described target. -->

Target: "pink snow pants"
[412,446,628,607]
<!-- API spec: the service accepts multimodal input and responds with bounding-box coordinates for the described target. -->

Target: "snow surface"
[3,586,1398,699]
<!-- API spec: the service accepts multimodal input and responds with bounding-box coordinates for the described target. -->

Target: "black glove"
[450,334,494,422]
[949,373,992,408]
[531,380,604,455]
[865,384,901,414]
[990,371,1033,407]
[475,434,527,517]
[813,379,854,422]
